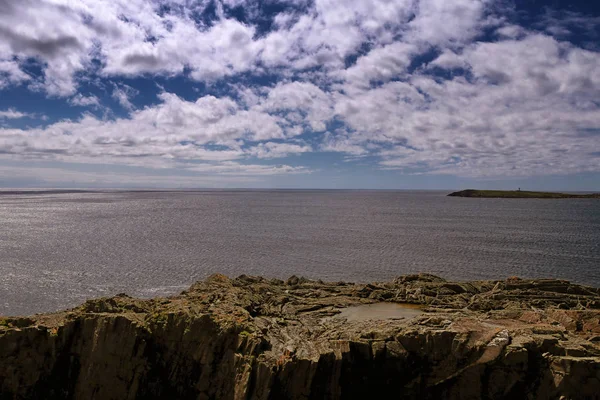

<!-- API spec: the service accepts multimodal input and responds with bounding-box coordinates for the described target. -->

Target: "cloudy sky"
[0,0,599,189]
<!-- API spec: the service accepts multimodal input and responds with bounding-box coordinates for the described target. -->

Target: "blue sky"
[0,0,599,189]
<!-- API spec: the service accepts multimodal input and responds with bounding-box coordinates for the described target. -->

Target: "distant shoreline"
[0,188,598,197]
[0,190,102,196]
[448,189,600,199]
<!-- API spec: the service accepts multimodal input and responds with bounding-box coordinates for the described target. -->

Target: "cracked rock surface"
[1,273,599,399]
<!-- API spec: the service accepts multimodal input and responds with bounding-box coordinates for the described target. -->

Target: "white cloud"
[0,0,599,183]
[0,0,426,94]
[343,42,419,89]
[321,131,369,156]
[0,108,32,119]
[428,49,466,70]
[329,30,600,177]
[407,0,491,46]
[496,25,527,39]
[261,81,333,132]
[69,94,101,108]
[112,84,138,111]
[0,163,295,188]
[0,0,264,93]
[246,142,312,159]
[447,34,600,107]
[0,0,94,95]
[0,60,30,88]
[0,91,301,173]
[260,0,416,71]
[184,161,311,175]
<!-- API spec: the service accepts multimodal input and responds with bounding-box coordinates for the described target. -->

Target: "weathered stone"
[1,274,599,399]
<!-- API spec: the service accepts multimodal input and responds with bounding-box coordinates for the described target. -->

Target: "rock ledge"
[1,274,600,399]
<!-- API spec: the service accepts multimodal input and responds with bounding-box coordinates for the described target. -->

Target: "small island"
[448,189,600,199]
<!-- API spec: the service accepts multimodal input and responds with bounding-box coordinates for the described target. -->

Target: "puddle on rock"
[336,302,424,322]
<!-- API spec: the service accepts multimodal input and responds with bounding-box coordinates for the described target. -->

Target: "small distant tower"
[518,187,521,192]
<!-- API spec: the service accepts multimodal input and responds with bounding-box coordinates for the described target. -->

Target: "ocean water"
[1,190,599,316]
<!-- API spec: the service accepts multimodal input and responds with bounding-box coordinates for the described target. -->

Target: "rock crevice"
[1,274,599,399]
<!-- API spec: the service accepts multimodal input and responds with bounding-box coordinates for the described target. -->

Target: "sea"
[1,190,599,316]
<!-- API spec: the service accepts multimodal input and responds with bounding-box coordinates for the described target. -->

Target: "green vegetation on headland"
[448,189,600,199]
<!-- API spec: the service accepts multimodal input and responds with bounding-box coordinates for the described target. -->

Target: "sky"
[0,0,599,190]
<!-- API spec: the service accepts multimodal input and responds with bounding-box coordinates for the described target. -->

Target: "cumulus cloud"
[0,0,455,92]
[368,36,600,176]
[0,108,32,119]
[111,84,138,111]
[0,0,598,184]
[0,164,298,188]
[184,162,310,175]
[69,94,101,108]
[406,0,492,46]
[342,42,419,89]
[261,81,333,132]
[0,92,295,171]
[328,27,600,177]
[321,131,369,156]
[0,60,30,88]
[246,142,312,159]
[0,0,93,95]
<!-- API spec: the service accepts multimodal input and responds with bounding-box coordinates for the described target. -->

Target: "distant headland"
[448,189,600,199]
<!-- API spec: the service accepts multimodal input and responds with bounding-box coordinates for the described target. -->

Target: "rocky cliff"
[1,274,600,399]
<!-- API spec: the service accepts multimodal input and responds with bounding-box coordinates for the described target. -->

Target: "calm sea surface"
[1,190,599,316]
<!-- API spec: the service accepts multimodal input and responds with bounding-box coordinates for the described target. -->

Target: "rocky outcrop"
[1,274,600,399]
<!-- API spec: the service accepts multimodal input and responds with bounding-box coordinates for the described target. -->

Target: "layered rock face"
[1,274,600,399]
